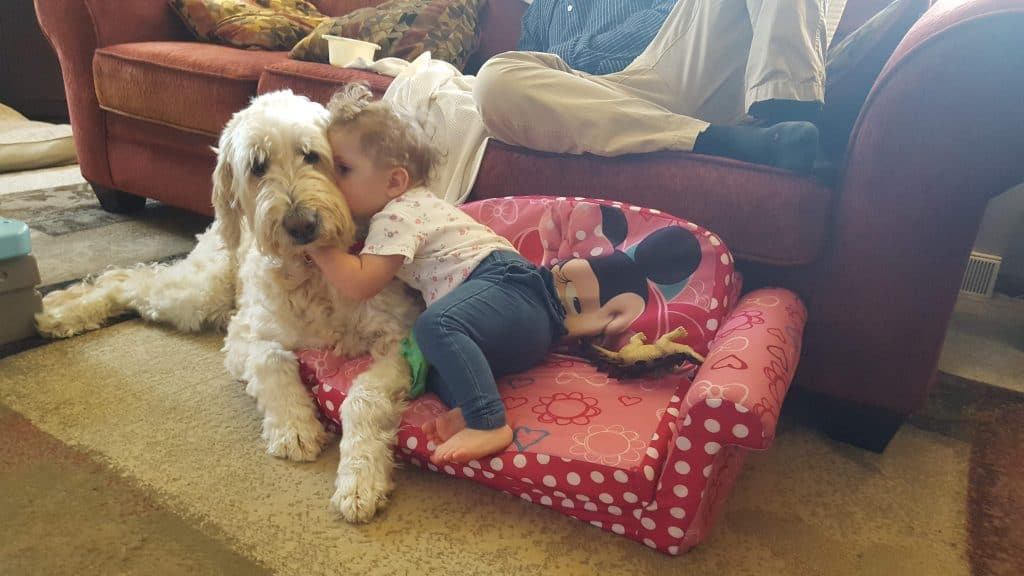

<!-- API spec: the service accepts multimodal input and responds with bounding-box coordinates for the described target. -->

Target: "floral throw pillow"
[290,0,486,70]
[169,0,329,50]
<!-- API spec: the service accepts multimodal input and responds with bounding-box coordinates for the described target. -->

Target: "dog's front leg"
[224,324,327,461]
[331,347,411,522]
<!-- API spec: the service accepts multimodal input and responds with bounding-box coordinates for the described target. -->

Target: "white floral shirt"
[362,187,515,305]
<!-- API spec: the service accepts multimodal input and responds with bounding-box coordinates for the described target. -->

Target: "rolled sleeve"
[362,208,422,263]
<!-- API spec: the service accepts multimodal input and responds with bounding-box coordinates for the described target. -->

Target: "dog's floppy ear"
[211,129,242,253]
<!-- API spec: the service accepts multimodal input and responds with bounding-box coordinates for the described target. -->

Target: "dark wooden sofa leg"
[785,388,905,453]
[816,402,904,453]
[90,183,147,214]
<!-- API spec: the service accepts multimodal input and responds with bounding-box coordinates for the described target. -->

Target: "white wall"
[974,182,1024,282]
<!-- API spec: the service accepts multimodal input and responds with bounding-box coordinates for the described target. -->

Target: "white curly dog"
[36,90,422,522]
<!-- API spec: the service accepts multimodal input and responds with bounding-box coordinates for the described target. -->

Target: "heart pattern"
[618,395,642,407]
[512,426,550,451]
[710,354,748,370]
[503,396,529,410]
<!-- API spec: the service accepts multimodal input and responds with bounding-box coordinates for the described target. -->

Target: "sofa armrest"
[34,0,192,188]
[636,289,805,550]
[681,288,806,449]
[802,0,1024,415]
[37,0,191,49]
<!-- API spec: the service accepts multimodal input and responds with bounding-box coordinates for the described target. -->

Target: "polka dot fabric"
[296,198,807,555]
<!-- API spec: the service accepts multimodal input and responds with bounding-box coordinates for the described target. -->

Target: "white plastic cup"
[323,35,381,67]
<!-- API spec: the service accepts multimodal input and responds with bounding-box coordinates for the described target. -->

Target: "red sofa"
[35,0,1024,450]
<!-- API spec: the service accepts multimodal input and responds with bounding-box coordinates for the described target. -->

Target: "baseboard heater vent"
[960,251,1002,297]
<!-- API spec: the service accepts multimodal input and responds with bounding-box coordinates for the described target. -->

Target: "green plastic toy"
[400,331,429,399]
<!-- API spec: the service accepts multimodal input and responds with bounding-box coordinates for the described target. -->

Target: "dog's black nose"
[282,209,321,245]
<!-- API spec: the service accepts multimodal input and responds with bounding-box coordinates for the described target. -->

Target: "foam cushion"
[298,286,809,554]
[169,0,328,50]
[295,198,810,554]
[290,0,485,70]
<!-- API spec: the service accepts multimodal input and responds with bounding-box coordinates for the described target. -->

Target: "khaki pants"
[474,0,826,156]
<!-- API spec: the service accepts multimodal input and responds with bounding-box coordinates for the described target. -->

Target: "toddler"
[306,85,566,464]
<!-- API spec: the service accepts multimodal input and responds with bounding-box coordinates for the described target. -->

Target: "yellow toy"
[586,327,705,379]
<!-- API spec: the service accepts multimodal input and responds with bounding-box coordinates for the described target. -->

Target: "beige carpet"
[5,175,1021,575]
[0,320,975,576]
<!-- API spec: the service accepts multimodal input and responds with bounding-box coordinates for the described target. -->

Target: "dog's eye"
[304,151,320,165]
[251,159,267,177]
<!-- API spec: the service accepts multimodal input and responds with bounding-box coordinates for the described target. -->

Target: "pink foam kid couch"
[297,197,807,554]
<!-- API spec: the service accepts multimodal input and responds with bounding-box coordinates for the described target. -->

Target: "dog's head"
[212,90,355,259]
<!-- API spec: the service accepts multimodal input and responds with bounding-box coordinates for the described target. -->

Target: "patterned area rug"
[1,182,131,236]
[920,375,1024,576]
[0,181,210,286]
[1,182,1022,575]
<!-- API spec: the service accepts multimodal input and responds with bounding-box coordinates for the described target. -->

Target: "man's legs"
[475,51,708,156]
[744,0,827,123]
[623,0,826,122]
[474,1,825,170]
[614,0,752,125]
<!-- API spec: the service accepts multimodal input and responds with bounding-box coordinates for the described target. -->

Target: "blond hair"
[327,83,440,187]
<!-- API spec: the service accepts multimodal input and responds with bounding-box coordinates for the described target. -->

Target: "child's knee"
[413,307,448,354]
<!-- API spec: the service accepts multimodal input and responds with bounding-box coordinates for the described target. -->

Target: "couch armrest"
[803,0,1024,414]
[34,0,191,188]
[636,289,806,551]
[681,288,806,449]
[37,0,191,50]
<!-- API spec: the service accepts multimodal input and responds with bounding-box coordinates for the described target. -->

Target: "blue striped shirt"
[517,0,677,75]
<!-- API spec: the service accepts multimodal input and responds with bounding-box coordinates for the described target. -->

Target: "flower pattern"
[532,391,602,425]
[570,424,645,466]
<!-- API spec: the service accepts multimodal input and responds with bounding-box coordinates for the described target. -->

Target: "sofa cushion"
[169,0,329,50]
[820,0,930,160]
[290,0,485,70]
[470,141,833,266]
[94,42,291,136]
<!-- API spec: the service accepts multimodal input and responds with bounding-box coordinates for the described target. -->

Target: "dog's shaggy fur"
[36,91,423,522]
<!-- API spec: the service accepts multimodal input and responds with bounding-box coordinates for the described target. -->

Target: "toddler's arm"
[306,246,404,301]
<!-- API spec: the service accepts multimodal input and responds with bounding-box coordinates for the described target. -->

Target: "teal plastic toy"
[0,218,32,260]
[0,217,41,346]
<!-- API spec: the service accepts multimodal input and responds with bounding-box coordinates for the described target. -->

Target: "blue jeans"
[413,251,566,430]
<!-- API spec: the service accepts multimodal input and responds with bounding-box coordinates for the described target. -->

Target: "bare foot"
[430,425,513,465]
[421,407,467,445]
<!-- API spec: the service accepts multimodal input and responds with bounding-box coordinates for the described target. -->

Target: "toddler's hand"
[303,246,344,270]
[303,248,328,268]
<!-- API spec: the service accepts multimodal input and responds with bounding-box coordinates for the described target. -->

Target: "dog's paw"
[330,469,391,523]
[262,416,328,461]
[35,307,96,339]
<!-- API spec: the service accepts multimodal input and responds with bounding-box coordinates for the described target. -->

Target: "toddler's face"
[329,128,394,220]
